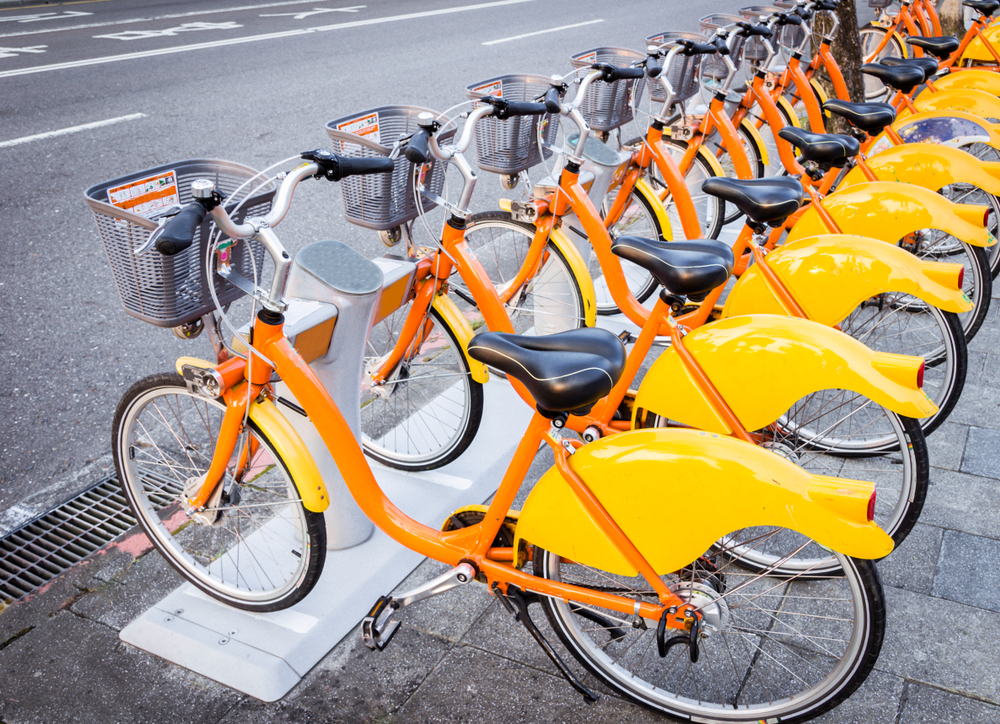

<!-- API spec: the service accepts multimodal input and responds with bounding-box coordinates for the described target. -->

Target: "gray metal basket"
[570,47,648,132]
[464,74,561,175]
[325,106,454,230]
[85,160,273,328]
[738,6,797,60]
[645,31,707,103]
[868,0,894,7]
[699,14,751,77]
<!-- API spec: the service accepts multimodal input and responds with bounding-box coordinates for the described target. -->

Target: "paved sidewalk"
[4,305,1000,723]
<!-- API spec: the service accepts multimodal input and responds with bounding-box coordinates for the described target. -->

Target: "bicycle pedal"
[361,595,400,651]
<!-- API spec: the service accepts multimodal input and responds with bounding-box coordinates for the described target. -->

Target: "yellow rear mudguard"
[548,227,598,328]
[633,314,936,434]
[839,143,1000,196]
[722,235,972,324]
[787,181,993,248]
[431,295,490,384]
[896,88,1000,121]
[928,70,1000,96]
[513,428,893,577]
[959,22,1000,61]
[174,357,331,513]
[868,109,1000,156]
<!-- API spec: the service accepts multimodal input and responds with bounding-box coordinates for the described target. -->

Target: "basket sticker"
[338,111,380,146]
[106,170,180,217]
[577,51,597,64]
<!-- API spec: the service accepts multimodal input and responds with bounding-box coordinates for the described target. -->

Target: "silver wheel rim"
[118,385,311,604]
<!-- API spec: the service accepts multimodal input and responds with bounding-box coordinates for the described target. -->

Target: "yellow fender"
[840,142,1000,195]
[513,428,893,577]
[868,109,1000,156]
[633,314,936,435]
[787,181,993,248]
[928,70,1000,96]
[633,177,674,241]
[431,295,490,384]
[810,77,831,119]
[739,116,770,167]
[777,94,802,128]
[722,235,972,325]
[959,20,1000,61]
[548,226,598,328]
[173,357,331,513]
[895,88,1000,121]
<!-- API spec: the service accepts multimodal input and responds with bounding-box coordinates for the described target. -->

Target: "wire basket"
[738,6,799,60]
[868,0,894,7]
[325,106,455,230]
[570,47,648,132]
[464,74,561,175]
[645,31,708,103]
[699,14,751,77]
[85,160,274,328]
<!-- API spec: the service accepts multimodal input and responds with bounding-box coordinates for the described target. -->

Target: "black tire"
[533,542,885,723]
[839,299,967,439]
[458,211,589,332]
[113,373,326,612]
[362,305,484,471]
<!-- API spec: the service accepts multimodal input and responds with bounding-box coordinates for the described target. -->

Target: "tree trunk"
[813,0,866,132]
[938,0,965,37]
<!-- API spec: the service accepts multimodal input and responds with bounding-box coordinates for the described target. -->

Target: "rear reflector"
[867,491,877,522]
[917,360,925,389]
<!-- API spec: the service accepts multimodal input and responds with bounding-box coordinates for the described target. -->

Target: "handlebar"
[735,21,773,38]
[153,202,209,256]
[591,63,646,81]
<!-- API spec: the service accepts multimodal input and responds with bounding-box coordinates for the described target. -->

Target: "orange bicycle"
[108,150,894,723]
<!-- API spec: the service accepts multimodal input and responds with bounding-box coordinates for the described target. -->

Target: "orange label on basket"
[107,171,180,217]
[470,79,502,108]
[578,51,597,64]
[338,112,380,146]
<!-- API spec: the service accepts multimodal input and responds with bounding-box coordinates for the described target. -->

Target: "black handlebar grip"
[679,39,719,56]
[712,36,731,56]
[614,66,646,80]
[543,85,562,113]
[736,21,773,37]
[154,202,208,256]
[405,127,432,165]
[777,12,804,25]
[645,53,663,78]
[502,100,548,116]
[816,0,839,8]
[337,155,395,178]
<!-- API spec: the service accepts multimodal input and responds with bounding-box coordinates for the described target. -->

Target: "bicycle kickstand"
[361,562,478,651]
[493,584,600,704]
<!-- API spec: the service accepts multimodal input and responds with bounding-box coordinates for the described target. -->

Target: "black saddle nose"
[778,127,860,167]
[822,100,896,137]
[861,63,924,95]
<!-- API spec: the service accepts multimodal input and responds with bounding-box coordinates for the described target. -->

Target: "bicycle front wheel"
[595,185,665,314]
[112,373,326,612]
[460,211,588,333]
[533,539,885,723]
[648,138,725,240]
[362,305,483,471]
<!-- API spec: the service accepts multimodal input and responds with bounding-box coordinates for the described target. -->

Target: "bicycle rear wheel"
[112,373,326,612]
[362,305,483,471]
[533,538,884,723]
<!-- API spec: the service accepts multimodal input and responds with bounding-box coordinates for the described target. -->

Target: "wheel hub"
[668,580,730,637]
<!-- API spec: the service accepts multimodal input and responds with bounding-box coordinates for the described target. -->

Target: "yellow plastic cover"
[723,234,972,323]
[513,428,893,577]
[633,314,937,433]
[787,181,993,248]
[840,143,1000,196]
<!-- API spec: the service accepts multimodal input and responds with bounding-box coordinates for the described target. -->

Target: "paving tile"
[968,306,1000,353]
[0,612,241,724]
[960,426,1000,477]
[898,681,1000,723]
[283,624,453,724]
[397,643,663,724]
[925,421,969,472]
[459,597,563,677]
[932,531,1000,613]
[980,352,1000,388]
[70,550,182,631]
[876,523,943,596]
[878,586,1000,703]
[967,350,987,380]
[920,469,1000,540]
[943,383,1000,429]
[813,668,904,723]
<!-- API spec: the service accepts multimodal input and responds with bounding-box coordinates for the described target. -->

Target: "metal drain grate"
[0,472,180,605]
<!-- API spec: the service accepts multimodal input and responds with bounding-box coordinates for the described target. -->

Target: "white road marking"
[0,0,359,39]
[0,44,46,58]
[0,11,92,24]
[482,18,604,45]
[0,113,146,148]
[95,21,243,41]
[260,6,364,20]
[0,0,534,79]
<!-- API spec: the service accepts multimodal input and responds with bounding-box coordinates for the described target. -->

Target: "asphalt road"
[0,0,742,528]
